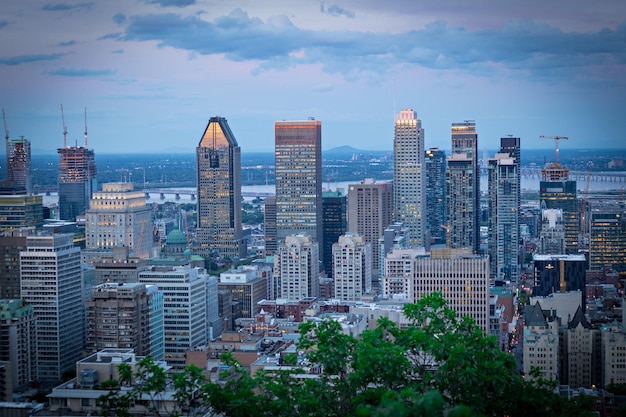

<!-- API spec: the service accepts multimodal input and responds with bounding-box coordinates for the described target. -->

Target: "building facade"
[195,116,245,260]
[0,191,43,232]
[539,208,566,255]
[57,145,96,221]
[488,137,521,281]
[84,182,154,263]
[6,137,32,195]
[322,191,347,277]
[218,266,268,319]
[0,229,30,299]
[540,163,578,254]
[274,119,323,260]
[332,233,372,302]
[348,179,393,277]
[532,254,587,309]
[446,121,479,253]
[0,299,37,389]
[589,211,626,274]
[275,234,320,301]
[20,233,84,382]
[393,109,426,247]
[425,147,446,245]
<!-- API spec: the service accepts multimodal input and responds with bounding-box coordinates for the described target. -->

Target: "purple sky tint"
[0,0,624,154]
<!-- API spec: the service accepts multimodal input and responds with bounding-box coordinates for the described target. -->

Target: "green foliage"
[102,292,596,417]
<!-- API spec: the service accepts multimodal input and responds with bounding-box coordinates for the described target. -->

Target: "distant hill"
[325,145,389,154]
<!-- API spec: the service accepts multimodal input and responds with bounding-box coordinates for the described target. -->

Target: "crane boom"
[539,135,569,165]
[2,108,8,141]
[84,107,88,148]
[61,104,68,148]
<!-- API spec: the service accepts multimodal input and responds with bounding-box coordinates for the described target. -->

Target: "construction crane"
[83,107,88,148]
[539,135,568,166]
[60,104,68,148]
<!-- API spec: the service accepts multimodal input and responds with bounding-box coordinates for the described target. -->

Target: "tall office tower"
[425,147,446,245]
[58,145,96,221]
[205,274,222,340]
[274,119,323,260]
[146,285,165,361]
[532,254,586,309]
[540,155,578,254]
[218,266,268,318]
[393,109,426,247]
[446,121,479,253]
[84,182,153,264]
[377,222,409,279]
[322,191,347,277]
[6,137,32,194]
[332,233,372,302]
[86,282,157,356]
[0,229,31,299]
[348,179,393,278]
[539,208,566,254]
[0,187,43,232]
[263,197,277,257]
[275,234,320,300]
[0,299,37,389]
[196,116,245,260]
[139,266,207,369]
[589,211,626,274]
[488,137,521,282]
[20,233,84,382]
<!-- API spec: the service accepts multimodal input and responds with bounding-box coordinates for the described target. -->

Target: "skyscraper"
[348,179,393,277]
[488,137,521,281]
[322,191,347,277]
[393,109,426,247]
[84,182,154,264]
[0,299,37,389]
[274,119,323,260]
[332,233,372,302]
[263,197,277,257]
[57,145,96,221]
[275,234,319,300]
[446,121,479,253]
[589,211,626,274]
[20,233,84,382]
[6,137,32,194]
[425,147,446,245]
[540,158,578,254]
[196,116,244,260]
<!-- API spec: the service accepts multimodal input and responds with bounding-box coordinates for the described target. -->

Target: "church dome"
[165,229,187,245]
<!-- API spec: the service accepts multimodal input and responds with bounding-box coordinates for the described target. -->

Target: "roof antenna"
[84,107,88,148]
[61,104,68,148]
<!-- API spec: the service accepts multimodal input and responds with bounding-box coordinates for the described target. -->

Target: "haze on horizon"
[1,0,625,154]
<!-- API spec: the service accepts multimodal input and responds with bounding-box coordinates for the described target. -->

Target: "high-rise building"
[523,302,559,381]
[532,254,586,309]
[275,234,319,301]
[425,147,446,245]
[196,116,244,260]
[138,266,208,369]
[274,119,323,260]
[57,145,96,221]
[589,211,626,275]
[86,283,158,356]
[83,182,154,264]
[540,158,578,254]
[263,197,277,257]
[0,229,31,299]
[0,187,43,232]
[93,246,149,286]
[377,222,409,280]
[6,137,32,195]
[488,137,521,281]
[332,233,372,302]
[20,233,84,382]
[0,299,37,389]
[393,109,426,247]
[446,121,479,253]
[348,179,393,277]
[538,208,566,255]
[322,191,347,277]
[218,266,268,319]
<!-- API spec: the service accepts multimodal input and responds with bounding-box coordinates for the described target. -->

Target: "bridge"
[519,168,626,183]
[144,188,275,200]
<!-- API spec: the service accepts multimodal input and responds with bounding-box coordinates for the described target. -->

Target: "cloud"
[119,10,626,83]
[320,3,355,19]
[312,83,334,92]
[112,13,126,25]
[144,0,195,7]
[99,32,123,40]
[41,2,93,12]
[57,40,76,47]
[48,67,116,77]
[112,49,124,54]
[0,53,64,66]
[0,20,8,29]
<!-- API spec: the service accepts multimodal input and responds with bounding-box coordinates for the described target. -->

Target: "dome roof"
[165,229,187,245]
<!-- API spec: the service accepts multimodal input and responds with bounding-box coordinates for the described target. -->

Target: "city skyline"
[1,1,624,154]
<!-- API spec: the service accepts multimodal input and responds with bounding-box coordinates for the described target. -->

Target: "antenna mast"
[539,135,568,165]
[61,104,68,148]
[84,107,88,148]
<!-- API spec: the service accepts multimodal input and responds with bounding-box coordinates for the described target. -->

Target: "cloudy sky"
[1,0,624,154]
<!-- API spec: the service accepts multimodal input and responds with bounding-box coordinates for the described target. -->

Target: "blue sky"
[0,0,624,154]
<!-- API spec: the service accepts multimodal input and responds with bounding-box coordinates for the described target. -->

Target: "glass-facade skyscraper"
[196,116,245,260]
[425,147,446,245]
[446,121,479,253]
[57,146,96,221]
[540,162,578,254]
[7,136,32,195]
[393,109,426,247]
[274,119,323,259]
